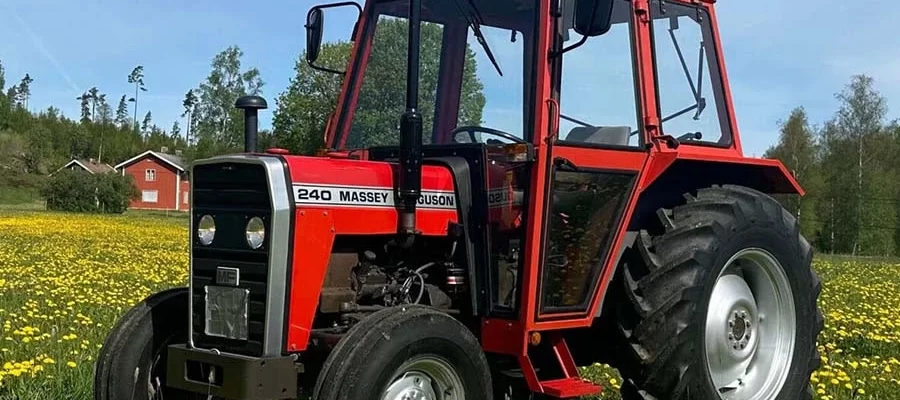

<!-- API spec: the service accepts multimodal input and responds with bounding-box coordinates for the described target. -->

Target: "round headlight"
[197,215,216,245]
[246,217,266,249]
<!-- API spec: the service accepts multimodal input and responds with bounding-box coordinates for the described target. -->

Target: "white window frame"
[145,169,156,182]
[142,190,158,203]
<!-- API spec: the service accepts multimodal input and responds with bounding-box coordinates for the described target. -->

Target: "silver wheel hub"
[384,372,436,400]
[382,356,464,400]
[705,248,796,400]
[728,309,752,350]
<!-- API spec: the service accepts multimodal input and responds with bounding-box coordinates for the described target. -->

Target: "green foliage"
[348,19,484,148]
[272,19,485,154]
[41,170,138,214]
[766,75,900,256]
[272,42,350,155]
[191,46,264,160]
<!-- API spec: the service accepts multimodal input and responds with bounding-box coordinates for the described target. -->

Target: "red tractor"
[94,0,823,399]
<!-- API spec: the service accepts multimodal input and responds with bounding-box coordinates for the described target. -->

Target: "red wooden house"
[115,150,190,212]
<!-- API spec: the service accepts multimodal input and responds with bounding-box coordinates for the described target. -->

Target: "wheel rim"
[382,355,465,400]
[704,248,796,400]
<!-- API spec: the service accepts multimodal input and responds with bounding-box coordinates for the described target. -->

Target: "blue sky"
[2,0,900,157]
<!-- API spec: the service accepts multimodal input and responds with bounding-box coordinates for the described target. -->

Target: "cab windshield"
[331,0,538,149]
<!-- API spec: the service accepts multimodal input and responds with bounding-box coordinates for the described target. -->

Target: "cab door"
[527,0,652,326]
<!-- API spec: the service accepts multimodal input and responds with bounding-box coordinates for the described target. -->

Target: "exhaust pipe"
[398,0,423,238]
[236,95,268,153]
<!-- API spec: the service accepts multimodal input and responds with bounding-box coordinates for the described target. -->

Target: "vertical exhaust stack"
[398,0,424,238]
[236,95,268,153]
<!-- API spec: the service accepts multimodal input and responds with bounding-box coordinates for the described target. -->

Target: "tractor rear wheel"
[313,305,492,400]
[611,185,823,400]
[94,287,206,400]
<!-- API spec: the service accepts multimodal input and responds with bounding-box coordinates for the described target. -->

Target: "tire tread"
[613,185,823,399]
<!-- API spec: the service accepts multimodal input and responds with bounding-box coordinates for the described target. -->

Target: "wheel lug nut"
[729,320,734,327]
[728,333,734,340]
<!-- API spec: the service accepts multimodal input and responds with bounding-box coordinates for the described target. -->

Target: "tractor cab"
[307,0,736,323]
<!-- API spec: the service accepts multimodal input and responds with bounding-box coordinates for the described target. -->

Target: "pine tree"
[128,66,147,132]
[77,91,91,124]
[141,111,152,136]
[16,74,34,109]
[182,89,198,144]
[115,95,129,128]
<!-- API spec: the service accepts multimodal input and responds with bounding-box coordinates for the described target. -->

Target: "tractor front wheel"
[611,185,823,400]
[93,287,204,400]
[313,305,493,400]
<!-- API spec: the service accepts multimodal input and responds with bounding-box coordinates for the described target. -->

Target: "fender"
[630,153,803,231]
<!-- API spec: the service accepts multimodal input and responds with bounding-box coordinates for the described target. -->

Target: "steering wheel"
[451,125,526,144]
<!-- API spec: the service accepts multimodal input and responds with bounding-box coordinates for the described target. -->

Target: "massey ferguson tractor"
[94,0,823,398]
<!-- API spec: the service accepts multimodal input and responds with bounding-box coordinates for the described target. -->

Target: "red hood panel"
[284,156,459,236]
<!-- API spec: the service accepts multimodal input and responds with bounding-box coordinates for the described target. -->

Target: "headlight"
[197,215,216,245]
[245,217,265,249]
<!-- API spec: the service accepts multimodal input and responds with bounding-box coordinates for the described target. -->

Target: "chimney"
[160,146,169,153]
[175,149,183,156]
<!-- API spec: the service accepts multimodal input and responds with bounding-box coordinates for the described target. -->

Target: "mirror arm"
[307,61,347,76]
[313,1,362,14]
[551,0,603,59]
[550,34,588,59]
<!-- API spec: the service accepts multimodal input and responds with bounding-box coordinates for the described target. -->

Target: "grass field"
[1,211,899,399]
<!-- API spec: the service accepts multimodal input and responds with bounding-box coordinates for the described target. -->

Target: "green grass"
[0,211,898,399]
[0,187,40,206]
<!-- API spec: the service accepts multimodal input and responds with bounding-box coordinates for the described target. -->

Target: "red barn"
[115,150,190,212]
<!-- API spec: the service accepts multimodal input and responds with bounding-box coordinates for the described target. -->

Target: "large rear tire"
[611,185,823,400]
[93,287,205,400]
[313,305,493,400]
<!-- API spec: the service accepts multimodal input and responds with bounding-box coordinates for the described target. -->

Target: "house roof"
[114,150,186,172]
[53,158,116,175]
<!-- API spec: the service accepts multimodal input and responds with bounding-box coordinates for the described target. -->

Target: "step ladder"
[518,335,604,398]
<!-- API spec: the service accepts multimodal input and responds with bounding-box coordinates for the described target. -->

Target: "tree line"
[6,18,894,257]
[0,19,481,180]
[765,75,900,257]
[0,46,264,179]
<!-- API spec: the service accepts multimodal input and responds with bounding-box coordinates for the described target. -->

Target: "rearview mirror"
[305,8,324,64]
[304,2,362,75]
[574,0,615,37]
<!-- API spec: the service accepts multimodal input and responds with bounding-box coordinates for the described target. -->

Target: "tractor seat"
[564,126,631,146]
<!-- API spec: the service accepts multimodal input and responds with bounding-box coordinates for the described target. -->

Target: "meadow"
[0,211,899,399]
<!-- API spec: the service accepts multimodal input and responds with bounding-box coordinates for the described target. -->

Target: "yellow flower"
[66,361,76,368]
